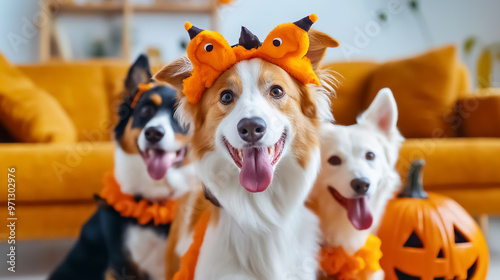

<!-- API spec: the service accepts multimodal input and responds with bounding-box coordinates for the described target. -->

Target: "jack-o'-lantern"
[378,160,489,280]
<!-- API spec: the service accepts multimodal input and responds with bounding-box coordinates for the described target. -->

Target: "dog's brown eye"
[270,86,284,99]
[220,90,234,105]
[328,155,342,166]
[366,152,375,160]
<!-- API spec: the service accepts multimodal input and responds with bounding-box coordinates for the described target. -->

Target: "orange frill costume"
[319,234,383,280]
[172,211,211,280]
[182,14,321,104]
[100,172,178,225]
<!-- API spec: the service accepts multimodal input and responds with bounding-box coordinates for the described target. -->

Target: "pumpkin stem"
[398,159,428,199]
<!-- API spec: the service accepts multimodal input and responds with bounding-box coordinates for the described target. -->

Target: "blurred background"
[0,0,499,279]
[1,0,499,87]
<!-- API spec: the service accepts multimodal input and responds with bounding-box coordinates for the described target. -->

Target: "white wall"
[217,0,500,86]
[1,0,499,85]
[0,0,39,63]
[130,13,210,62]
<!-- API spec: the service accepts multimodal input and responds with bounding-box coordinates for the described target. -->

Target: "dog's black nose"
[145,126,165,143]
[351,177,370,195]
[237,117,267,143]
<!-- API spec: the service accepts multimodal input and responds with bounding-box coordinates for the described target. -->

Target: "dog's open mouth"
[140,147,186,180]
[223,131,286,193]
[327,186,373,230]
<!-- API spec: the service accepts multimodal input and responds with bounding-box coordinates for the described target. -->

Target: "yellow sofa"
[0,46,499,241]
[0,60,128,240]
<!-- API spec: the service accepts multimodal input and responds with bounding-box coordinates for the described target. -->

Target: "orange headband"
[183,14,320,104]
[131,82,154,108]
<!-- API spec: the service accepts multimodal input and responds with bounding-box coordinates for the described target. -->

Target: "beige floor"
[1,217,499,279]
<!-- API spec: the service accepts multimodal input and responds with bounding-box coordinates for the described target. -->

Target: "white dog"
[308,88,404,280]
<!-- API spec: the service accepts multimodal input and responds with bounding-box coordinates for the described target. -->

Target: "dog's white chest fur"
[194,148,322,280]
[125,226,166,280]
[195,208,319,280]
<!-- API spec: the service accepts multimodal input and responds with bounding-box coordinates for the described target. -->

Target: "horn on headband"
[185,22,204,39]
[239,26,261,50]
[293,14,318,31]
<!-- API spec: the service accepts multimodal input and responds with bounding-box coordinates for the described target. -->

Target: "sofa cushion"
[0,54,77,143]
[323,61,379,125]
[0,142,114,203]
[18,63,110,141]
[456,88,500,137]
[102,64,129,133]
[397,138,500,189]
[456,62,472,99]
[366,45,460,138]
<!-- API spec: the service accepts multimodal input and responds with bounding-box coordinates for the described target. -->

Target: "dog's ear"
[125,54,152,95]
[306,29,340,70]
[359,88,404,167]
[154,56,193,96]
[154,57,194,130]
[358,88,400,140]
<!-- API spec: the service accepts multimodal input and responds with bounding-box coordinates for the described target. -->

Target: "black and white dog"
[49,55,198,280]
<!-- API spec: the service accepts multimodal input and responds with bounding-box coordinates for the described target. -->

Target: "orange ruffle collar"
[100,172,178,225]
[172,210,211,280]
[319,234,382,280]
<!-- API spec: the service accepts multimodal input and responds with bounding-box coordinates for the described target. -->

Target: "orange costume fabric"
[172,211,211,280]
[183,14,321,104]
[319,234,383,280]
[100,172,178,225]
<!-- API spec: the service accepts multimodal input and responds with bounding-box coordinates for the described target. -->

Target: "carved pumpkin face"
[378,160,489,280]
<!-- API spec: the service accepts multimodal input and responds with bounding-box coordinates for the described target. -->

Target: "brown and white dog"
[154,29,339,280]
[308,88,404,280]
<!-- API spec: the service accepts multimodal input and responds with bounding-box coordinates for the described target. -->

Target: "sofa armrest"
[456,88,500,137]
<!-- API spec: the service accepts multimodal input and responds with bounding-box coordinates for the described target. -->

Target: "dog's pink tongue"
[346,196,373,230]
[239,147,273,193]
[145,151,171,180]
